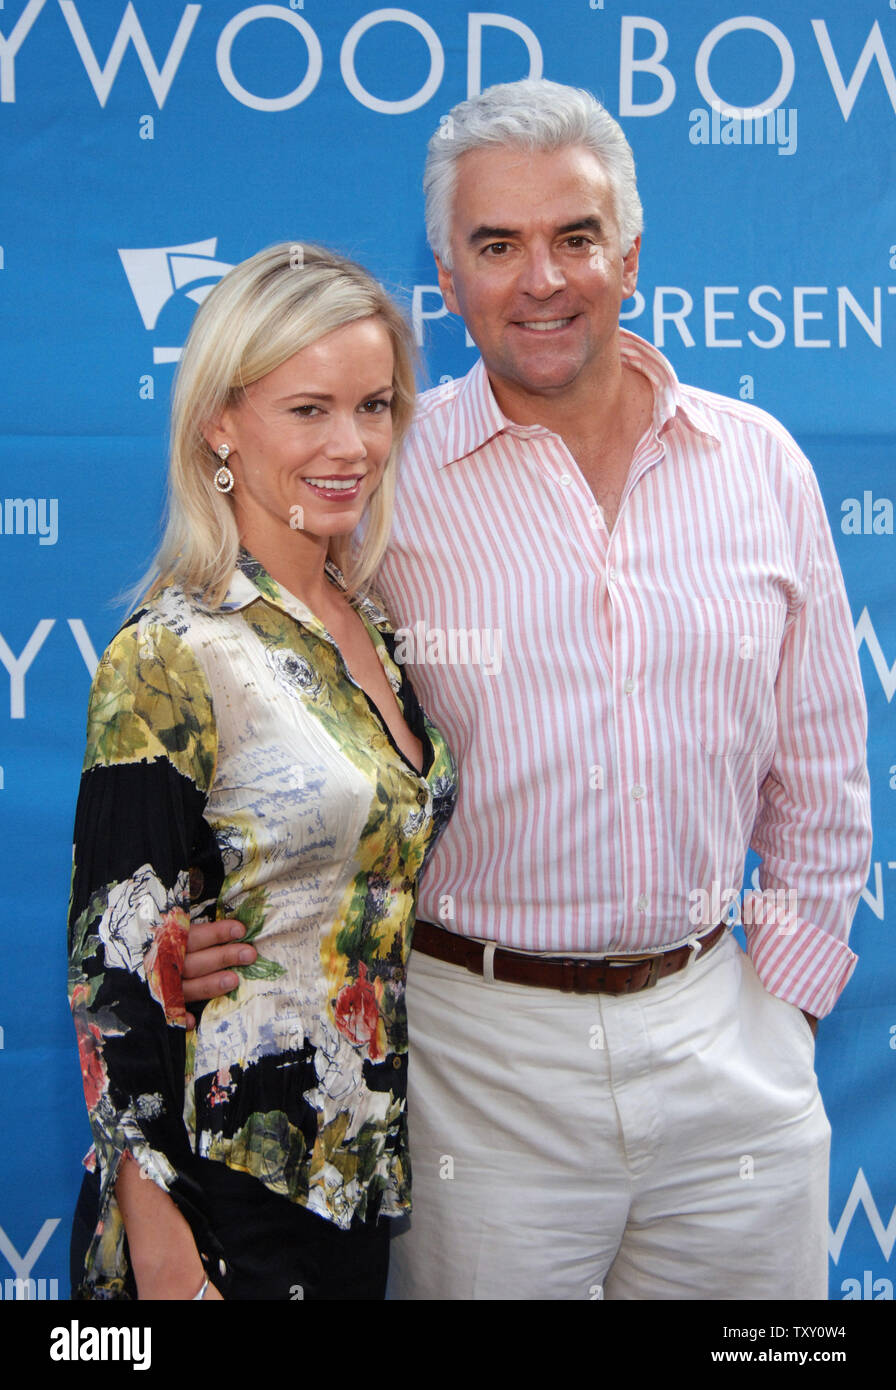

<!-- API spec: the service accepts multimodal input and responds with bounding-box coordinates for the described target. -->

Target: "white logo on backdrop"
[829,1170,896,1263]
[118,238,233,364]
[855,608,896,702]
[0,1219,60,1294]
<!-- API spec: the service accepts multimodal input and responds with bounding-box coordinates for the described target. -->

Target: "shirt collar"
[617,330,720,443]
[196,549,392,631]
[438,357,512,467]
[438,329,720,468]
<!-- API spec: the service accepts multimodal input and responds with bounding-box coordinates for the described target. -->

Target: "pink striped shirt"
[376,331,871,1017]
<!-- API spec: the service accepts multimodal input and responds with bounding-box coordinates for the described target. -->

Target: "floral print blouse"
[68,552,457,1298]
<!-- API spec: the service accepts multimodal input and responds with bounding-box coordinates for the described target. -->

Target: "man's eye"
[565,236,591,249]
[484,242,510,256]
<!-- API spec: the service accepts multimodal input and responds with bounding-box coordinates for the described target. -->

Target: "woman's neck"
[240,524,339,610]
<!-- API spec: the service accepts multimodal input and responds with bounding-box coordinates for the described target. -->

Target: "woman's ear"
[202,417,230,458]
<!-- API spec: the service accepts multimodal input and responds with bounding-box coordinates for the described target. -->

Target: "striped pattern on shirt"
[376,331,871,1017]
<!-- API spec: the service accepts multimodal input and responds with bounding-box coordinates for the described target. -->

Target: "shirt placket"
[525,428,628,940]
[603,432,668,941]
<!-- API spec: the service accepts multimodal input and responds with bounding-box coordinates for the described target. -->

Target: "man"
[185,79,871,1299]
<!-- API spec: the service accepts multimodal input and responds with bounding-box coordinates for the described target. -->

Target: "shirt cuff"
[745,916,858,1018]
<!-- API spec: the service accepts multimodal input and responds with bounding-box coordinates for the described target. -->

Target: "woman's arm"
[115,1155,222,1299]
[69,608,222,1298]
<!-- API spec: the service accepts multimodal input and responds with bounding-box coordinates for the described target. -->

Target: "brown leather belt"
[412,919,727,995]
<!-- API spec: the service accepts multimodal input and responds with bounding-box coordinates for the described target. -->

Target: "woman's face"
[215,317,395,553]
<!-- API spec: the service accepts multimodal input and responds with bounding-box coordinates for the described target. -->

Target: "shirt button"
[559,473,573,486]
[637,893,649,911]
[392,1055,404,1069]
[623,677,635,694]
[590,505,603,528]
[631,784,645,800]
[608,567,618,583]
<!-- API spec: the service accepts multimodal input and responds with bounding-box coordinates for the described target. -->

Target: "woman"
[68,243,457,1300]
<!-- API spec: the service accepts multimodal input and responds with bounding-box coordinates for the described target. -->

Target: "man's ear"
[434,254,460,316]
[621,235,641,300]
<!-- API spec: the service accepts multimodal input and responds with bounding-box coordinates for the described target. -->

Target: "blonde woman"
[68,243,457,1300]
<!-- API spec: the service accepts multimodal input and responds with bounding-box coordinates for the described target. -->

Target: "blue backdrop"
[0,0,893,1301]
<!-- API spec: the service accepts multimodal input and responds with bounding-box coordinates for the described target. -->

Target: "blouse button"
[392,1055,404,1069]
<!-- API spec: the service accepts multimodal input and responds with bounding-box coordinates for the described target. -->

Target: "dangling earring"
[213,443,234,494]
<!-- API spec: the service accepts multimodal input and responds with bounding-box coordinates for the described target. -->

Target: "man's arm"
[183,919,258,1026]
[748,444,872,1021]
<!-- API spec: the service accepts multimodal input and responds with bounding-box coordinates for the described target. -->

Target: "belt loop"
[688,922,725,965]
[482,941,497,984]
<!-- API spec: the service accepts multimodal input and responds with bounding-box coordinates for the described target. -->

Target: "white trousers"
[388,931,830,1300]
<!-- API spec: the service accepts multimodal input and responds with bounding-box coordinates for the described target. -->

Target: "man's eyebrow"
[467,216,604,246]
[556,216,603,236]
[468,225,518,246]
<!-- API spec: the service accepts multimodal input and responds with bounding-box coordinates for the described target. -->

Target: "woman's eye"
[292,405,320,417]
[360,398,392,414]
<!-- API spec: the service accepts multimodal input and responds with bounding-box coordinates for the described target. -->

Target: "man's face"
[435,143,640,413]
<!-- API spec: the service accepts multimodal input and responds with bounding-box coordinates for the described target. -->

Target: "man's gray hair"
[424,79,643,268]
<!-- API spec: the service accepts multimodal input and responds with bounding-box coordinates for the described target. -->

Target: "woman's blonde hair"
[140,241,416,605]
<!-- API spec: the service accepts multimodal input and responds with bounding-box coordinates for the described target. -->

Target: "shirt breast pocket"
[676,597,785,758]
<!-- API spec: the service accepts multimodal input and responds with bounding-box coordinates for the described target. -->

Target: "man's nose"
[519,247,566,297]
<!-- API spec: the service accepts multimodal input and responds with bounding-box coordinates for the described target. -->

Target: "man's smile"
[515,316,576,332]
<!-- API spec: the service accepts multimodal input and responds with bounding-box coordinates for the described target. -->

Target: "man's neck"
[487,350,655,532]
[488,346,629,450]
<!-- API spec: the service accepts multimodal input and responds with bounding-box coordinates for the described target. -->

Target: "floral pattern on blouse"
[68,551,457,1298]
